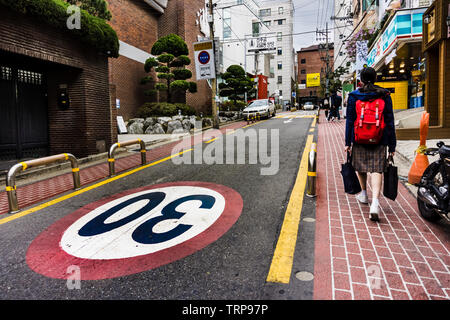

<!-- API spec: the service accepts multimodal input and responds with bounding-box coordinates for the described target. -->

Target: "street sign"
[193,41,216,80]
[26,182,243,280]
[247,34,277,53]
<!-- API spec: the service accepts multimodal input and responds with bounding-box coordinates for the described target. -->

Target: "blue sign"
[198,51,210,64]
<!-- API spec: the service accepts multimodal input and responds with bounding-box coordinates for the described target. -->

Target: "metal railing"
[306,142,317,197]
[108,139,147,176]
[6,153,80,213]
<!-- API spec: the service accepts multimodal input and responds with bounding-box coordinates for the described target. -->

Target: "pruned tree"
[142,34,197,103]
[218,65,255,105]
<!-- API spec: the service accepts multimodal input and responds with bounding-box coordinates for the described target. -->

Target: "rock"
[219,117,228,123]
[144,124,153,134]
[143,118,155,132]
[151,123,165,134]
[167,120,183,134]
[172,115,183,121]
[127,121,144,134]
[157,117,172,124]
[128,118,144,126]
[182,119,192,131]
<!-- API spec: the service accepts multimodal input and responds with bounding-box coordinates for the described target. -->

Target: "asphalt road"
[0,112,317,301]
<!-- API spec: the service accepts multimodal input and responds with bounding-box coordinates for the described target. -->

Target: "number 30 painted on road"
[26,182,243,280]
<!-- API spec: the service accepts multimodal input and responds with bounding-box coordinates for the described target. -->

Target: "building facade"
[259,0,295,105]
[297,44,334,105]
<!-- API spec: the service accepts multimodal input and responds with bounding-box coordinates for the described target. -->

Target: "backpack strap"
[359,102,365,127]
[375,101,380,127]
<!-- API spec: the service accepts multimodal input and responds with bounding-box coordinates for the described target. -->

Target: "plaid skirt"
[352,144,387,173]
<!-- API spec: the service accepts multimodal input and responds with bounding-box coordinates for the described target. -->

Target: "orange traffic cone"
[408,112,430,185]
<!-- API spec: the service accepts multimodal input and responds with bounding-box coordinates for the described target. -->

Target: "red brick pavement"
[0,121,248,215]
[314,115,450,300]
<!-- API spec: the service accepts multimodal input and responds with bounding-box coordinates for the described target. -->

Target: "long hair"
[359,67,388,96]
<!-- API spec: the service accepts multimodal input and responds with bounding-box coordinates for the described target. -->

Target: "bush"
[137,102,195,117]
[221,100,246,111]
[0,0,119,57]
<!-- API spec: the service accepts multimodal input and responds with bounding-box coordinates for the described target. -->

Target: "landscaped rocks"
[127,121,144,134]
[151,123,165,134]
[166,120,183,134]
[123,114,240,135]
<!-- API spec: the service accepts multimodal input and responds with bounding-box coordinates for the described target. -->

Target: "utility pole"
[317,23,331,100]
[208,0,219,129]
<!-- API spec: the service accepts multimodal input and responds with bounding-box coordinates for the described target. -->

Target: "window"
[300,69,306,74]
[263,20,271,27]
[252,22,260,37]
[223,8,231,39]
[301,58,306,64]
[277,76,282,84]
[276,19,285,25]
[300,79,306,84]
[277,32,282,41]
[279,90,282,96]
[278,7,284,15]
[277,47,282,55]
[277,61,282,70]
[260,9,271,17]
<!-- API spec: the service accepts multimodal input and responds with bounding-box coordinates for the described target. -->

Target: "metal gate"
[0,65,48,160]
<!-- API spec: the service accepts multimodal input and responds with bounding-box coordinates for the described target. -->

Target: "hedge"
[0,0,119,58]
[137,102,196,118]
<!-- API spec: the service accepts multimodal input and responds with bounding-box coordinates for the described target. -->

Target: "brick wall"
[297,46,334,98]
[107,0,160,120]
[0,7,113,158]
[158,0,212,115]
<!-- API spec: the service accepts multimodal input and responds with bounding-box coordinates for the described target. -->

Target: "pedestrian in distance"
[329,91,342,121]
[344,67,396,222]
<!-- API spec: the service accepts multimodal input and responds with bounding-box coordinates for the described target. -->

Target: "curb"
[0,119,246,187]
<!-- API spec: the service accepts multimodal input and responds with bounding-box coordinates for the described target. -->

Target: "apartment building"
[333,0,353,76]
[259,0,295,105]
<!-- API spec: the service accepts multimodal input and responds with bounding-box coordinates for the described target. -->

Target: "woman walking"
[344,67,396,221]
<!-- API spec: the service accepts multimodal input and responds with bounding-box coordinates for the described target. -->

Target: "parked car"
[303,101,315,110]
[243,99,276,120]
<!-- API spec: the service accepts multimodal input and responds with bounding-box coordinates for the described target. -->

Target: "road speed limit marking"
[26,181,243,280]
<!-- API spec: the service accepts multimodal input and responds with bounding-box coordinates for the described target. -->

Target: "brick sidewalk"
[0,121,247,215]
[314,115,450,300]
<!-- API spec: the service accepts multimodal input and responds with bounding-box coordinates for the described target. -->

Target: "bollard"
[306,142,317,197]
[108,139,147,176]
[6,153,80,213]
[316,109,320,124]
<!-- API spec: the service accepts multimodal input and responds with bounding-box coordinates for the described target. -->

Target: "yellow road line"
[266,134,314,284]
[0,149,193,226]
[311,117,317,128]
[242,119,268,129]
[205,138,217,144]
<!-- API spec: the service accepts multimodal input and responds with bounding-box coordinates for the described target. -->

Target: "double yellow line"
[266,117,316,284]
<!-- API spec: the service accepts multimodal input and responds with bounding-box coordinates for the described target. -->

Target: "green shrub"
[136,102,195,117]
[221,100,246,111]
[0,0,119,57]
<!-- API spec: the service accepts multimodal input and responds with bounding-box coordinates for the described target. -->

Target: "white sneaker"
[369,200,380,222]
[356,192,369,204]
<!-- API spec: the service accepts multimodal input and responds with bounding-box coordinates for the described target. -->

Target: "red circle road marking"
[26,181,243,280]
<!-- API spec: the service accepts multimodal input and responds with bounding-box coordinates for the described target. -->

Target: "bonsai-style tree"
[142,34,197,103]
[218,65,255,105]
[66,0,112,20]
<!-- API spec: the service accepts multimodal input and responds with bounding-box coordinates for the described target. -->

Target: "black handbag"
[341,151,362,194]
[383,155,398,201]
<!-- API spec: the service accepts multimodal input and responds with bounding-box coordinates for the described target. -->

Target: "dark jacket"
[345,88,396,153]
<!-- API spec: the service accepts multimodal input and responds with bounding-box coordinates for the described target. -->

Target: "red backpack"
[354,98,386,144]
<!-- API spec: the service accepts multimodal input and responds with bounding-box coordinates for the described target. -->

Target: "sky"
[292,0,335,51]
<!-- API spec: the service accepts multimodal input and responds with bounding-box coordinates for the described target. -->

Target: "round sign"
[198,51,210,64]
[26,181,243,280]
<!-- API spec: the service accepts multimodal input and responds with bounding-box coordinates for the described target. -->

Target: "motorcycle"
[417,141,450,223]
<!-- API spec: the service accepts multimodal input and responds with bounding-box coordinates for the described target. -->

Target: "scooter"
[417,141,450,222]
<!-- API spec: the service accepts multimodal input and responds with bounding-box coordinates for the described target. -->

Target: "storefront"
[367,7,428,110]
